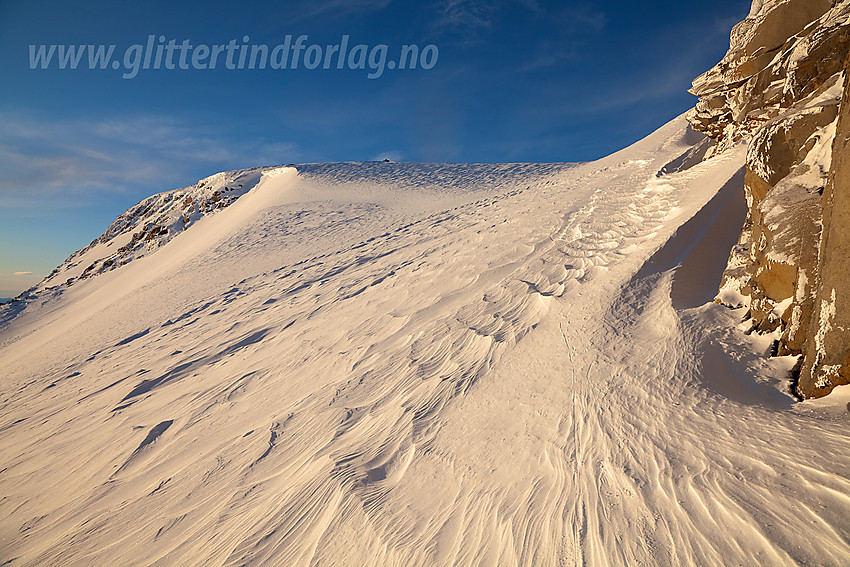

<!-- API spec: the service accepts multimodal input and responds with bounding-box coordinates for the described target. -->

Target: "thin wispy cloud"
[433,0,499,34]
[282,0,394,23]
[428,0,545,43]
[0,111,301,208]
[13,271,33,275]
[517,4,606,71]
[558,4,606,32]
[430,0,606,51]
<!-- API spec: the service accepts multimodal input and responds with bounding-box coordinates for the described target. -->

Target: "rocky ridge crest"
[25,167,271,297]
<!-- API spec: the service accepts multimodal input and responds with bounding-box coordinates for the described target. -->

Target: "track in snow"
[1,115,848,566]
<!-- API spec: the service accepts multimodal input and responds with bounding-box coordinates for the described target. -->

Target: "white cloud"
[13,271,33,275]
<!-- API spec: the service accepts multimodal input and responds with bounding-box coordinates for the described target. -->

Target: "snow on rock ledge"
[27,166,276,296]
[688,0,850,398]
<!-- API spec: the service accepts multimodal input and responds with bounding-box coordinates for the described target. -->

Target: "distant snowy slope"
[30,167,271,294]
[15,161,581,302]
[1,115,848,566]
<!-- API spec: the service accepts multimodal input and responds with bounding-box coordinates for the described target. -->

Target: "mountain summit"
[1,1,849,565]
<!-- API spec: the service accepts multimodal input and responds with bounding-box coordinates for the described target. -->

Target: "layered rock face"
[688,0,850,398]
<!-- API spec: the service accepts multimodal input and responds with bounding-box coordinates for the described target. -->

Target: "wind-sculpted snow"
[1,116,849,566]
[296,161,581,191]
[24,167,271,298]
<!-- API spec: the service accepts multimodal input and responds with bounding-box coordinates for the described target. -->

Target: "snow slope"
[30,168,271,294]
[1,115,848,566]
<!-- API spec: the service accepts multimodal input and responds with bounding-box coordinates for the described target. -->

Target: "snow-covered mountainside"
[688,0,850,398]
[29,167,270,295]
[11,161,584,306]
[2,112,849,566]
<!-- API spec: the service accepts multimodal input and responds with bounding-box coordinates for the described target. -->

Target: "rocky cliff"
[688,0,850,398]
[26,167,272,296]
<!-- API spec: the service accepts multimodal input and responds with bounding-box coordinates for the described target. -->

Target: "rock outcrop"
[27,167,270,296]
[688,0,850,398]
[802,67,850,396]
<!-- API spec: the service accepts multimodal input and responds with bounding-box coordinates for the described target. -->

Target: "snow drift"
[1,114,849,566]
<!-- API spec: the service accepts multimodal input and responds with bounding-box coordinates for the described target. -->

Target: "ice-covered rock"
[801,68,850,397]
[689,0,850,397]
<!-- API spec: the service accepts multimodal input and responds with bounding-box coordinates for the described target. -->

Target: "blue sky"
[0,0,751,297]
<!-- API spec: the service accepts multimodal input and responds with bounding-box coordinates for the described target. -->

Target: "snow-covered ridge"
[20,161,581,303]
[30,167,271,295]
[2,113,849,566]
[3,3,850,562]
